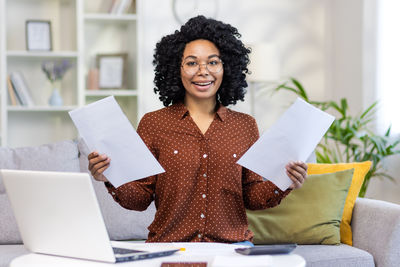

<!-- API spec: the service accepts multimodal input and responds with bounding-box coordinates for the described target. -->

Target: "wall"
[327,0,364,113]
[366,154,400,205]
[139,0,329,132]
[138,0,400,204]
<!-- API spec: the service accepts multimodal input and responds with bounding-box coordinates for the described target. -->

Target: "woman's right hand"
[88,151,110,182]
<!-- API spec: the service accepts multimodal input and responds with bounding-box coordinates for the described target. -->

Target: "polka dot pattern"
[106,103,291,243]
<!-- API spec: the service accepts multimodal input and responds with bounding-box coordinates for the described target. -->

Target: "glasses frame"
[181,57,224,75]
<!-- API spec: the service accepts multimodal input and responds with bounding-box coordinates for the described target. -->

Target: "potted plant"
[274,78,400,197]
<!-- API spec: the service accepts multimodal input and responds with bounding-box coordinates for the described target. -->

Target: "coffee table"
[10,242,306,267]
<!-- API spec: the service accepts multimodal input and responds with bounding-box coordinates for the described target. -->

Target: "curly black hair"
[153,15,251,107]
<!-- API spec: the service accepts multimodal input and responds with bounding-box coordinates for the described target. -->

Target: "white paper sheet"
[237,98,335,190]
[69,96,165,188]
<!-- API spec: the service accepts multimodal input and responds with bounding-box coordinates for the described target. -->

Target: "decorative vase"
[48,83,63,106]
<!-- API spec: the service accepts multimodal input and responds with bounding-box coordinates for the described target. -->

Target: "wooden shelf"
[7,106,78,112]
[7,51,79,58]
[85,89,138,97]
[84,13,137,22]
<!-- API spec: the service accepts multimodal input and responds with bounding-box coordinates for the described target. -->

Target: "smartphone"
[235,244,297,255]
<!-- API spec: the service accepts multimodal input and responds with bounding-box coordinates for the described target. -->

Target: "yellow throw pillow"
[307,161,372,246]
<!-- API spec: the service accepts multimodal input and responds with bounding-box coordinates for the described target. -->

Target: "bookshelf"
[0,0,5,145]
[0,0,141,147]
[6,51,79,58]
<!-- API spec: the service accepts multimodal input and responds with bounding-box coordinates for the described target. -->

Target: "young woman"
[88,16,307,244]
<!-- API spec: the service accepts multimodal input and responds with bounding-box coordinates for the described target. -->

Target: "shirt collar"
[171,102,227,122]
[215,104,227,122]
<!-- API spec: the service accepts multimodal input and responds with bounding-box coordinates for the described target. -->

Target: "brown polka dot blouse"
[106,103,291,243]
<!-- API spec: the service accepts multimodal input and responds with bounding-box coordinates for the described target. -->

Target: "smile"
[192,81,213,86]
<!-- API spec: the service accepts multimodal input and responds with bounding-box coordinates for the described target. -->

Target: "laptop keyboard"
[113,247,144,255]
[113,247,181,262]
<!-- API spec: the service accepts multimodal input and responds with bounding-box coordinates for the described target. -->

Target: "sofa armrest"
[351,197,400,267]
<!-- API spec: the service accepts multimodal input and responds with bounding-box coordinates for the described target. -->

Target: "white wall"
[326,0,363,113]
[139,0,329,132]
[138,0,400,204]
[366,154,400,205]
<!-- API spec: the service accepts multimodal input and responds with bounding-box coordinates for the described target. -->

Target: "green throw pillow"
[247,168,354,245]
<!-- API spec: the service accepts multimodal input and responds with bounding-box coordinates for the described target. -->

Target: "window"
[376,0,400,133]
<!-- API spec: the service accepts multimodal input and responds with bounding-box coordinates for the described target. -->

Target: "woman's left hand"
[286,161,308,189]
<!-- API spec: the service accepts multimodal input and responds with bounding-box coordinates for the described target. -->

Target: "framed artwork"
[25,20,52,51]
[96,53,128,89]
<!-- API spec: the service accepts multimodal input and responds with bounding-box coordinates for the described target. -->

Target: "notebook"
[0,169,180,263]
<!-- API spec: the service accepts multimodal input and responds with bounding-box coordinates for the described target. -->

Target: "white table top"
[10,243,306,267]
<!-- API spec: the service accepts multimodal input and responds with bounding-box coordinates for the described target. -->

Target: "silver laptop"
[0,169,180,263]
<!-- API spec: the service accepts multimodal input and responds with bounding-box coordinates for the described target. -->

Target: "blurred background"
[0,0,399,203]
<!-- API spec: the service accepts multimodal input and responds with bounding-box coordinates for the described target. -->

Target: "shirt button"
[233,153,237,158]
[203,154,207,158]
[174,150,178,154]
[198,234,202,238]
[203,174,207,177]
[202,194,206,198]
[274,190,279,195]
[200,213,205,219]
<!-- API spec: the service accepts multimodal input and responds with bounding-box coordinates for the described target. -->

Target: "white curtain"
[376,0,400,134]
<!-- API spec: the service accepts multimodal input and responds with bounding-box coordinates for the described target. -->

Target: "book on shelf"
[7,75,20,106]
[9,72,35,107]
[109,0,132,15]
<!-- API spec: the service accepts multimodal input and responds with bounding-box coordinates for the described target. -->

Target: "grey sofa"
[0,140,399,267]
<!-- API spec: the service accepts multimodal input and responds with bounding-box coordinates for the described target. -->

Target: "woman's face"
[180,39,224,103]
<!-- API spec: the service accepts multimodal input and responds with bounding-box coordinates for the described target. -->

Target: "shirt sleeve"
[104,113,157,211]
[242,116,292,210]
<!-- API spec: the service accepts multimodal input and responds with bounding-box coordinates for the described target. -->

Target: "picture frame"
[25,20,52,51]
[96,53,128,89]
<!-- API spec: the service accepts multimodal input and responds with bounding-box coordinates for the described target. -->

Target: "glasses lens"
[207,59,223,73]
[182,58,223,75]
[182,60,198,75]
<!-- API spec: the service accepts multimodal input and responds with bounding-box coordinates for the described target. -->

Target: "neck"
[183,97,217,117]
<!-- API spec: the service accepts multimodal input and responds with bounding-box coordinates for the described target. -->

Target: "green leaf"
[280,86,301,96]
[316,150,332,163]
[385,125,392,137]
[290,78,309,101]
[340,98,348,117]
[327,101,344,116]
[274,82,288,91]
[360,101,378,119]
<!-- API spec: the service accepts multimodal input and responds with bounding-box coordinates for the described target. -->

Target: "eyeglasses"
[181,57,223,75]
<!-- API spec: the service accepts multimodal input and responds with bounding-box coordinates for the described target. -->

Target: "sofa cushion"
[307,161,372,246]
[0,139,80,172]
[0,245,28,267]
[0,140,80,244]
[247,169,353,245]
[294,244,374,267]
[78,138,155,240]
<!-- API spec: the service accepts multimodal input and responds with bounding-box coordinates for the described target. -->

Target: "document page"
[69,96,165,188]
[237,98,335,190]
